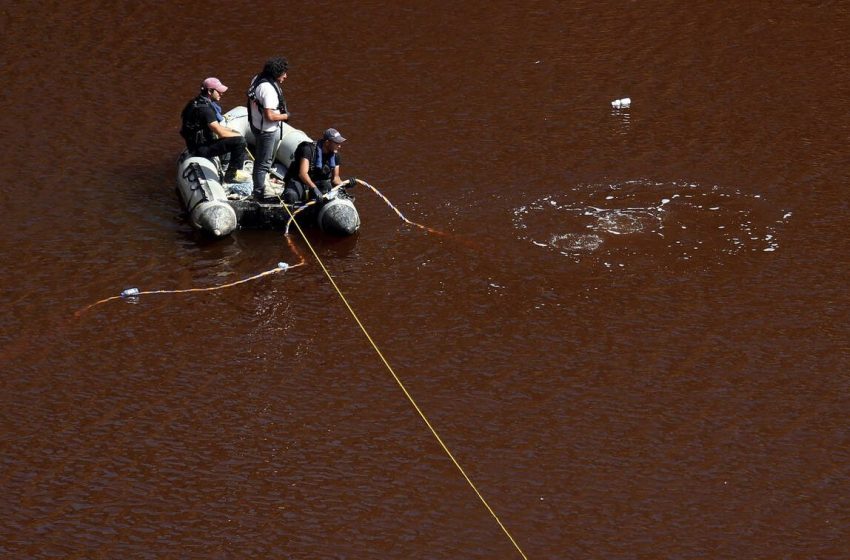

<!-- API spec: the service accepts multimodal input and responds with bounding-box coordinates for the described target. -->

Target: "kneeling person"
[180,77,249,183]
[283,128,349,204]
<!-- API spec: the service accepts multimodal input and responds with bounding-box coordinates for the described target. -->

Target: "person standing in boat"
[247,57,290,200]
[180,77,250,184]
[283,128,354,204]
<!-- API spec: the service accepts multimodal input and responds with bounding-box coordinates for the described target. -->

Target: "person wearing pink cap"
[180,77,249,183]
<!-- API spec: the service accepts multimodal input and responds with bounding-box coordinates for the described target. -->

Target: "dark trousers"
[194,136,247,173]
[283,179,332,204]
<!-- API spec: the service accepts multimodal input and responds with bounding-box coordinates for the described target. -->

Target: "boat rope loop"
[280,202,528,560]
[354,179,447,236]
[74,237,307,317]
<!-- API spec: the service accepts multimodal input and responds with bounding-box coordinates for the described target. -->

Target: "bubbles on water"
[511,179,791,268]
[545,233,604,253]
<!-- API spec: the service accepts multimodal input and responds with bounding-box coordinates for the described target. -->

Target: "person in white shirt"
[247,57,290,200]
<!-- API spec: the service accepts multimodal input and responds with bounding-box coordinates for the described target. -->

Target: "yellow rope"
[281,205,529,559]
[77,144,527,555]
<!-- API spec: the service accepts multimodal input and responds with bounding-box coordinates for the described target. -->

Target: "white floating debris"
[783,212,792,219]
[611,97,631,109]
[606,195,615,200]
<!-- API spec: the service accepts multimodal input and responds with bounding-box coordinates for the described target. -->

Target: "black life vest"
[284,141,336,183]
[246,75,287,135]
[180,95,214,150]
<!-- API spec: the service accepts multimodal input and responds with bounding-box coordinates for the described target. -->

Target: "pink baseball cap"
[202,77,228,93]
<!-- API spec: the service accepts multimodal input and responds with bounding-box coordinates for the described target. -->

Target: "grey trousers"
[252,130,279,196]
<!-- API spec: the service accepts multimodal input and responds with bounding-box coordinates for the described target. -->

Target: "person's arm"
[263,107,289,123]
[298,158,325,200]
[257,83,289,122]
[208,120,242,138]
[331,165,342,187]
[199,104,239,139]
[298,158,317,190]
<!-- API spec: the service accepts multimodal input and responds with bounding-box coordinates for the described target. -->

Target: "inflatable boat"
[176,106,360,237]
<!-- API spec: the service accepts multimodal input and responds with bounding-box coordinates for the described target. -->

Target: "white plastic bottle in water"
[611,97,631,109]
[121,287,140,297]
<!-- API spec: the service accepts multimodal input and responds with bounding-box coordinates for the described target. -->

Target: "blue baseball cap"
[323,128,346,143]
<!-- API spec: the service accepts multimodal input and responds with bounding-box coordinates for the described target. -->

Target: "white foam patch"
[550,233,604,252]
[511,178,791,267]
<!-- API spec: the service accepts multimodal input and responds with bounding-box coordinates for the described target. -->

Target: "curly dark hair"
[262,57,289,79]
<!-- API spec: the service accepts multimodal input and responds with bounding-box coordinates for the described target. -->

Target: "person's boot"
[223,167,251,184]
[224,160,251,183]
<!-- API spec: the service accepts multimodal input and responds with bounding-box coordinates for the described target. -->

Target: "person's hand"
[345,177,358,189]
[311,186,323,201]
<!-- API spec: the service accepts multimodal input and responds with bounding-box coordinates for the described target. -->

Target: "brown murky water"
[2,1,848,558]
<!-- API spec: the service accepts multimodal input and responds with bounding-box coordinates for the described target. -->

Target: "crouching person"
[180,77,249,184]
[283,128,353,204]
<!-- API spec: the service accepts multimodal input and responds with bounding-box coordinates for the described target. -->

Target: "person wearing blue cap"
[282,128,356,204]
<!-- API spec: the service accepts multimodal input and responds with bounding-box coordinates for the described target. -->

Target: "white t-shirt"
[249,80,283,133]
